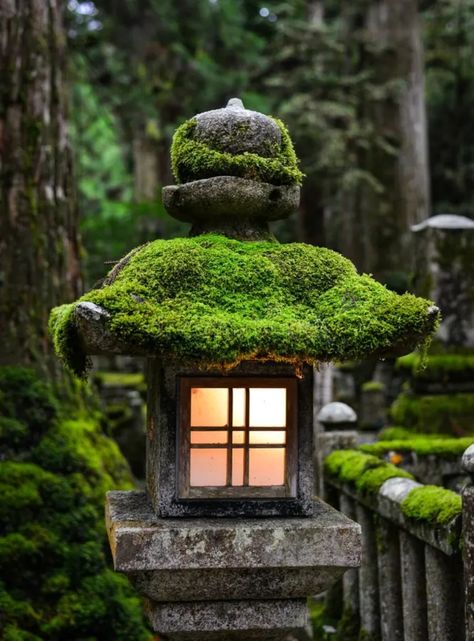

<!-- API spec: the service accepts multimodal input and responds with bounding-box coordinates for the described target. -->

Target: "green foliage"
[324,450,413,494]
[171,116,303,186]
[390,392,474,435]
[0,368,150,641]
[94,371,145,391]
[396,352,474,382]
[401,485,462,526]
[49,235,436,377]
[359,436,474,458]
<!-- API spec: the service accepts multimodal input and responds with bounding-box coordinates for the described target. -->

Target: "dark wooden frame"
[178,377,297,500]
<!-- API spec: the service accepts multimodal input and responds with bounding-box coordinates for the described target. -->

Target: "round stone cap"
[462,444,474,474]
[317,402,357,426]
[194,97,282,157]
[412,214,474,232]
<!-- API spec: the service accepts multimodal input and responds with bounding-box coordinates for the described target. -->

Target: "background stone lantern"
[50,99,439,640]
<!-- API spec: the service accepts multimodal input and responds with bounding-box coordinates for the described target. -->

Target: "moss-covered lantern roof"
[50,99,439,378]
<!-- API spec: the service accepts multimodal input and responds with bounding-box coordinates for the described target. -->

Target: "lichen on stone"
[171,117,304,186]
[49,234,438,377]
[400,485,462,525]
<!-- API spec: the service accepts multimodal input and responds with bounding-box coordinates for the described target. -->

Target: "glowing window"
[179,378,297,499]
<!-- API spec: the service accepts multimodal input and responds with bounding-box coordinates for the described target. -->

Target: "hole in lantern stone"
[269,188,281,201]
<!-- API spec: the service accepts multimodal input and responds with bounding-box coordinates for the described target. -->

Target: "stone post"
[425,545,464,641]
[462,445,474,640]
[356,503,381,641]
[412,214,474,348]
[399,531,428,641]
[339,494,360,634]
[376,518,403,641]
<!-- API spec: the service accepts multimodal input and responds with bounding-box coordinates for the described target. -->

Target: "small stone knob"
[462,444,474,475]
[317,402,357,430]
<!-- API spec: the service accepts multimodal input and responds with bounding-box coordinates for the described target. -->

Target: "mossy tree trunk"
[357,0,430,282]
[0,0,81,379]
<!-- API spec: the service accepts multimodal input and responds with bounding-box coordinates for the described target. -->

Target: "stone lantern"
[50,99,439,640]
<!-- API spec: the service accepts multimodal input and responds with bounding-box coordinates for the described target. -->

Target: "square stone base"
[145,598,313,641]
[106,491,361,602]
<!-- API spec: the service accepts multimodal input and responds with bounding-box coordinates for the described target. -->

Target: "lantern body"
[146,359,314,518]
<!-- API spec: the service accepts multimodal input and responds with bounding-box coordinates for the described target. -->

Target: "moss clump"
[396,352,474,382]
[94,371,146,392]
[401,485,462,525]
[49,235,437,377]
[0,367,150,641]
[390,392,474,435]
[361,380,385,393]
[324,449,413,494]
[359,435,474,457]
[171,117,304,185]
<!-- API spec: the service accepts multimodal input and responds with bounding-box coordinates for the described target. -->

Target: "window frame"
[177,377,298,500]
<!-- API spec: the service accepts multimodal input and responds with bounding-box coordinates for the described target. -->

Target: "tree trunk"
[358,0,430,281]
[0,0,81,378]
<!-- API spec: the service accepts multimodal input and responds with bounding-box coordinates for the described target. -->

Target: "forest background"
[1,1,473,640]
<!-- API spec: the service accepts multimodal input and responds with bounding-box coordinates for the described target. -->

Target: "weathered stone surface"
[339,494,360,618]
[356,504,380,641]
[376,519,403,641]
[194,98,282,157]
[425,545,464,641]
[162,176,300,228]
[462,444,474,474]
[145,598,312,641]
[462,485,474,641]
[105,490,361,601]
[147,360,315,519]
[130,567,347,603]
[329,477,461,555]
[399,530,428,641]
[315,430,358,499]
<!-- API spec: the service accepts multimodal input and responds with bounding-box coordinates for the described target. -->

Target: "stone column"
[425,546,464,641]
[399,530,428,641]
[339,494,360,637]
[376,518,403,641]
[462,445,474,640]
[356,503,380,641]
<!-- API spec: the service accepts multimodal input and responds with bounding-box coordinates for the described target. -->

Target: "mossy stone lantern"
[50,99,439,640]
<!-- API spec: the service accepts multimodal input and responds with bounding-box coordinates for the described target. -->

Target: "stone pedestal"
[106,491,361,639]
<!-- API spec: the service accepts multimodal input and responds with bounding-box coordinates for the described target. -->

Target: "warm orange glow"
[249,388,286,427]
[191,388,228,426]
[232,449,244,486]
[249,430,286,445]
[188,384,289,489]
[249,448,285,485]
[190,449,227,486]
[232,388,245,426]
[190,431,228,444]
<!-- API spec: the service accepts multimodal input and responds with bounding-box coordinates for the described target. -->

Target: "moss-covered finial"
[163,98,303,240]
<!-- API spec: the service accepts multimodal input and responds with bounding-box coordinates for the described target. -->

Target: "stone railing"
[321,440,474,641]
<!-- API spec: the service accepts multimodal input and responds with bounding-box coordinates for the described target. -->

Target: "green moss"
[359,436,474,457]
[361,380,385,393]
[396,352,474,381]
[170,116,304,186]
[401,485,462,525]
[93,371,145,389]
[0,368,150,641]
[324,449,413,494]
[49,234,438,377]
[48,304,91,379]
[390,392,474,434]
